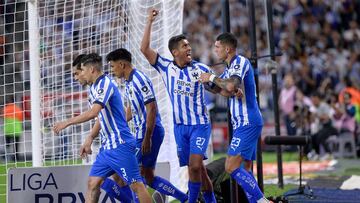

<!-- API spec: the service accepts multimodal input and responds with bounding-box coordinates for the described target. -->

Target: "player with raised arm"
[54,53,151,203]
[141,9,216,203]
[105,48,188,202]
[72,54,135,203]
[199,32,271,203]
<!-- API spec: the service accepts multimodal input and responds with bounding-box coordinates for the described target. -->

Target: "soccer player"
[199,32,270,203]
[105,48,188,202]
[141,9,216,203]
[72,54,135,203]
[53,53,151,203]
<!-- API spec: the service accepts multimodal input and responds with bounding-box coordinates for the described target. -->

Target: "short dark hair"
[168,34,187,53]
[106,48,132,63]
[81,53,102,71]
[216,32,237,49]
[72,54,87,70]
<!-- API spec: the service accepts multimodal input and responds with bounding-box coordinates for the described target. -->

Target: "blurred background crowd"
[183,0,360,159]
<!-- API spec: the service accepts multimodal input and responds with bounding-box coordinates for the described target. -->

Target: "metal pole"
[247,0,264,192]
[28,0,42,167]
[221,0,242,202]
[265,0,284,188]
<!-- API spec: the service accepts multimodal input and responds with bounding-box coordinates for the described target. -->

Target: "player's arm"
[80,119,100,158]
[203,82,235,97]
[53,104,102,134]
[200,73,243,97]
[140,9,159,65]
[126,106,132,122]
[142,101,157,155]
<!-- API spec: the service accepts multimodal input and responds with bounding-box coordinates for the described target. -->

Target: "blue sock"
[230,168,263,201]
[100,178,133,203]
[188,181,201,203]
[150,176,188,202]
[203,191,216,203]
[246,171,257,203]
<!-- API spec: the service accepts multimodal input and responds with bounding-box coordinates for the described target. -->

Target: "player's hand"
[53,121,69,134]
[234,88,243,98]
[199,73,211,83]
[141,137,152,155]
[148,9,159,22]
[79,137,93,159]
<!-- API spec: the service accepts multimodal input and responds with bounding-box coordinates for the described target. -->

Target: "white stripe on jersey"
[152,54,211,125]
[241,82,249,126]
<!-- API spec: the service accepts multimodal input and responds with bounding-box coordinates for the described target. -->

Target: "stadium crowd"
[1,0,360,160]
[183,0,360,159]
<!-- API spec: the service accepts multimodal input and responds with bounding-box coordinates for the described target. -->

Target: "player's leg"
[100,173,134,203]
[188,124,216,203]
[226,125,269,203]
[86,176,104,203]
[87,151,114,203]
[141,125,188,202]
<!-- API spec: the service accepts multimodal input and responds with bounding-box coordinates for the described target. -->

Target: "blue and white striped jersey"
[152,54,211,125]
[220,55,263,129]
[88,74,134,150]
[124,69,162,139]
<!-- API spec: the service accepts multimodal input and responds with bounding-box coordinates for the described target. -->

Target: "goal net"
[0,0,186,199]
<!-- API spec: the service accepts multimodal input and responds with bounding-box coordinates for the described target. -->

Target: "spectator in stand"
[279,74,297,137]
[1,96,23,161]
[307,92,338,161]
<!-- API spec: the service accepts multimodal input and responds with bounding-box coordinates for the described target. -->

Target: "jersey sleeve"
[133,74,156,105]
[230,57,250,81]
[151,54,172,73]
[219,68,229,79]
[93,78,114,108]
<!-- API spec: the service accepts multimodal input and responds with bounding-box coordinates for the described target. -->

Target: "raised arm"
[140,9,159,65]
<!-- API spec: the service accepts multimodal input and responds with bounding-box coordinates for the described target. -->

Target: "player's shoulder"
[232,54,249,66]
[157,54,173,64]
[132,69,152,83]
[191,60,211,71]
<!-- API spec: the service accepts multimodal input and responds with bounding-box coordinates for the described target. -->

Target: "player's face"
[72,66,87,86]
[214,41,227,61]
[109,60,124,79]
[79,64,93,84]
[175,39,192,64]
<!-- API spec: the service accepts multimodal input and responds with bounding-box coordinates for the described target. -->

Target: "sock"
[100,178,133,203]
[150,176,188,202]
[246,171,257,203]
[203,191,216,203]
[188,181,201,203]
[230,168,263,201]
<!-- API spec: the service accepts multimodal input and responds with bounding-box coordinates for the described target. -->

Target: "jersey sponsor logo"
[141,86,149,93]
[173,89,194,97]
[176,80,192,87]
[97,88,104,94]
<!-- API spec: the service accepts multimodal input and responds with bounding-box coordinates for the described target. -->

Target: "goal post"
[1,0,188,200]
